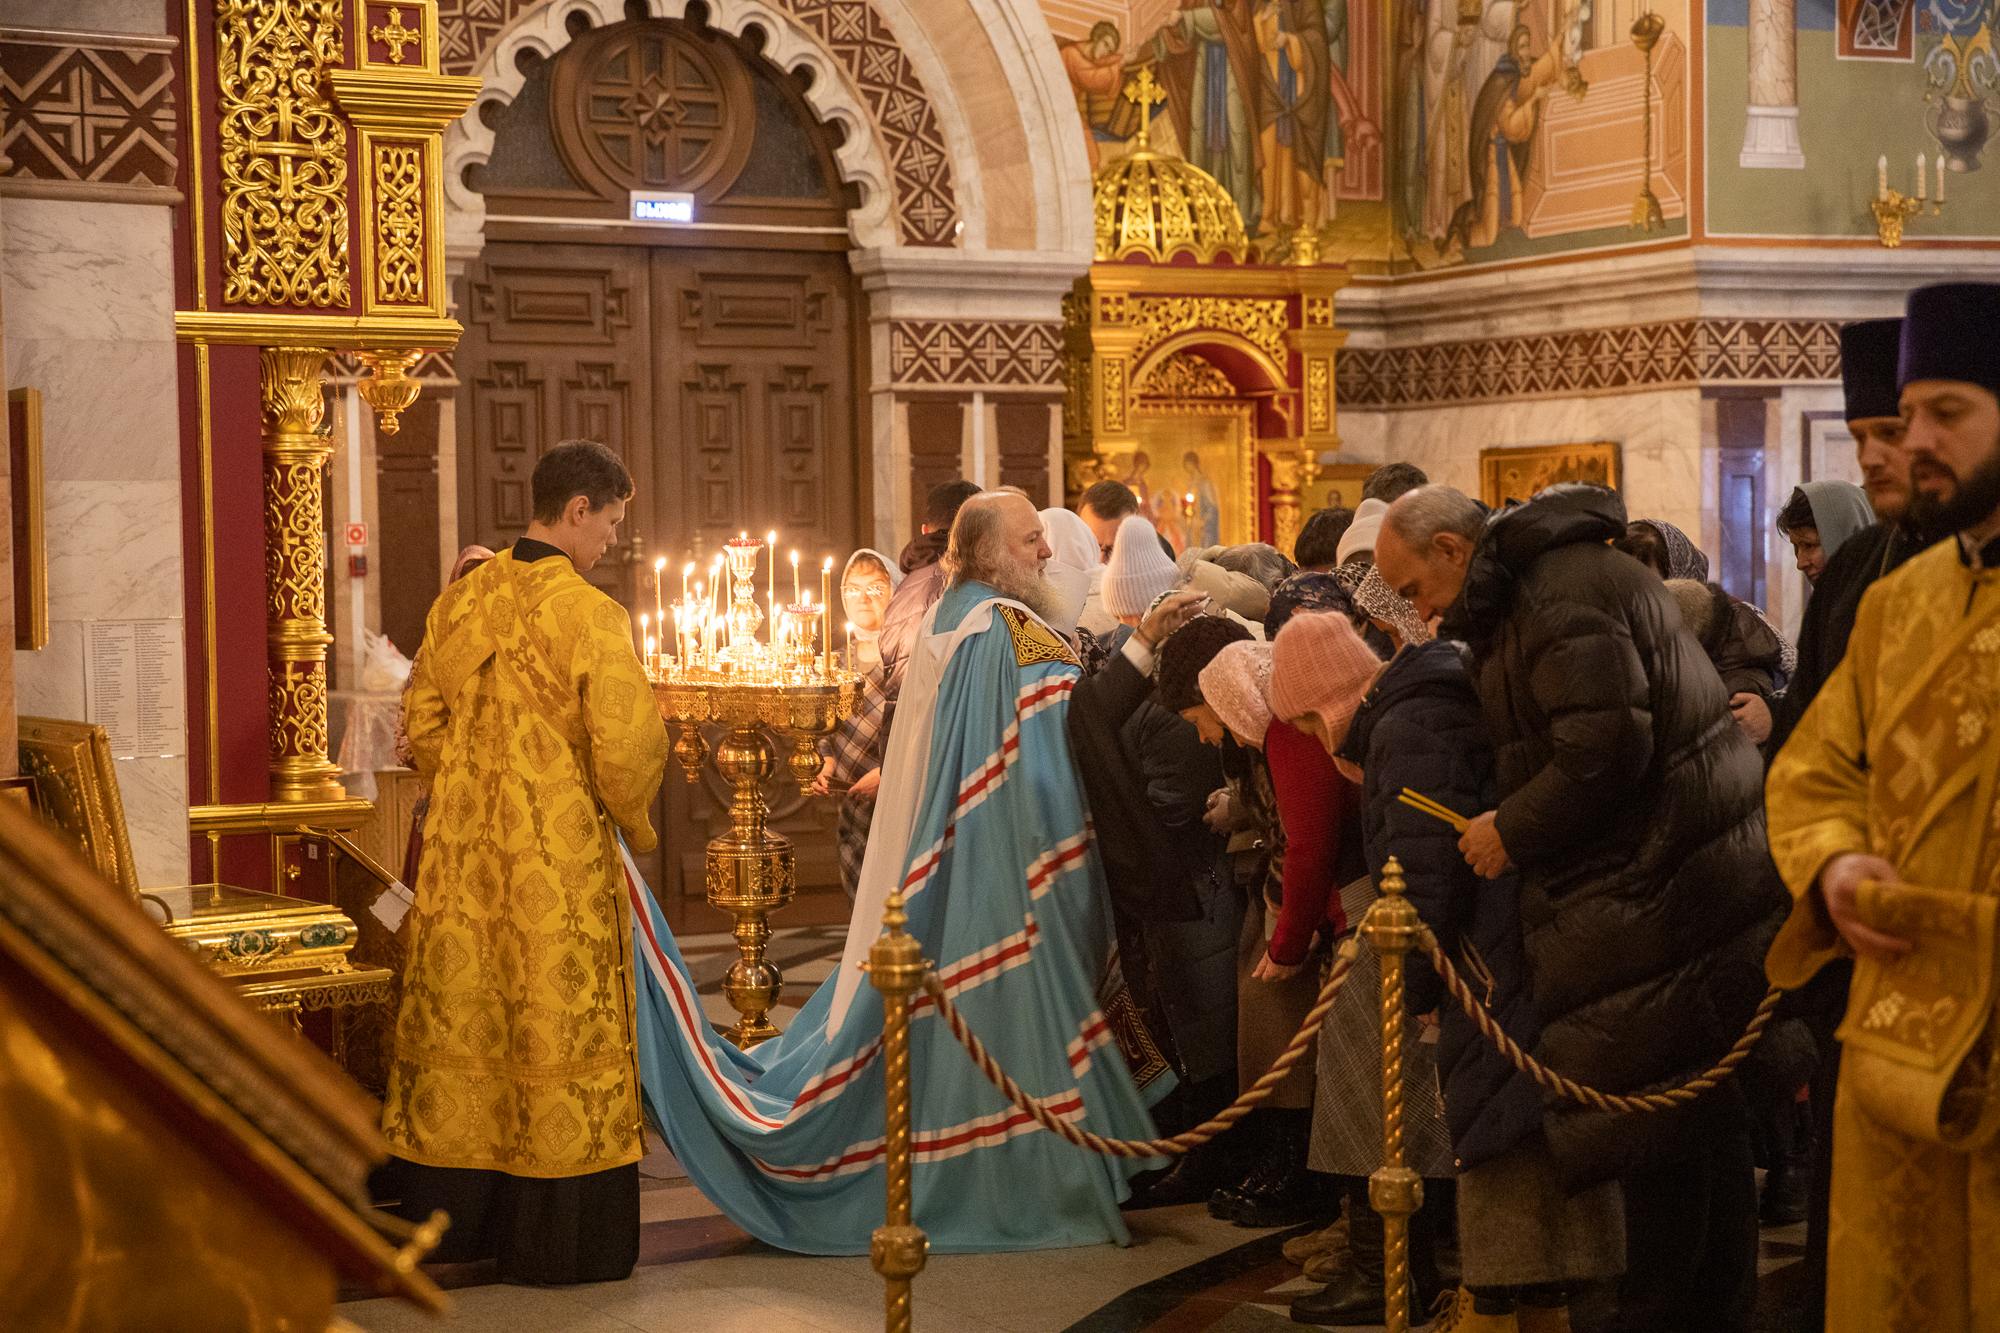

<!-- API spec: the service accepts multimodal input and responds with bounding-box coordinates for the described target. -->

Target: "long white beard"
[987,560,1066,624]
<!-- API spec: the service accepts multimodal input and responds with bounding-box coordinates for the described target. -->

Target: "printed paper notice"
[84,619,186,758]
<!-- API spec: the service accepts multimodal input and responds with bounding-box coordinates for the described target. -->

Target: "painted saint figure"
[1184,450,1223,548]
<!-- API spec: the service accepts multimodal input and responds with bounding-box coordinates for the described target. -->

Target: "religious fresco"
[1707,0,2000,238]
[1044,0,1688,272]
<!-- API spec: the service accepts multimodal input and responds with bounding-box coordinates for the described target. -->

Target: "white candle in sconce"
[1918,152,1927,201]
[1879,154,1889,201]
[1938,154,1947,202]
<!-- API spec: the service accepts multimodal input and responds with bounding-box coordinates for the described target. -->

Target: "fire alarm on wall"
[344,521,368,548]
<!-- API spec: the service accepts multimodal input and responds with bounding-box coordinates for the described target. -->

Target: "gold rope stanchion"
[1363,857,1422,1333]
[869,887,929,1332]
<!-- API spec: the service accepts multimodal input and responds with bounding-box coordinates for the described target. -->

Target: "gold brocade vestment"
[382,550,667,1177]
[1768,539,2000,1332]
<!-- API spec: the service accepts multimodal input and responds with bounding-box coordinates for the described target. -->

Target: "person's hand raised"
[1136,590,1208,651]
[1458,811,1510,879]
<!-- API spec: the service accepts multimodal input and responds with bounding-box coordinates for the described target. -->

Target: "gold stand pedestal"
[144,883,394,1033]
[655,669,862,1048]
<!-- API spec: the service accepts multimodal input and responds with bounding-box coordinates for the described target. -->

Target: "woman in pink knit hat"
[1273,611,1621,1332]
[1183,639,1363,1233]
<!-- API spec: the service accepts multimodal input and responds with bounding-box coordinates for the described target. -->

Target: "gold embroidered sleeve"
[575,602,669,854]
[1765,593,1880,986]
[403,629,450,782]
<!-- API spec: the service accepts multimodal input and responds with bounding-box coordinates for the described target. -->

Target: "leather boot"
[1124,1135,1238,1209]
[1207,1109,1265,1220]
[1234,1110,1330,1228]
[1429,1287,1520,1333]
[1289,1177,1442,1325]
[1290,1180,1385,1325]
[1514,1303,1572,1333]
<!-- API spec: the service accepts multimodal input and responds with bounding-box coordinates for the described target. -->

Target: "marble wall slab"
[2,196,188,886]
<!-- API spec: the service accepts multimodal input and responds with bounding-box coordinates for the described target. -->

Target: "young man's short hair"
[1079,479,1139,519]
[532,440,634,522]
[925,479,984,530]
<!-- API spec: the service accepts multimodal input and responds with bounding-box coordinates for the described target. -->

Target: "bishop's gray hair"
[943,492,1010,587]
[1385,484,1486,549]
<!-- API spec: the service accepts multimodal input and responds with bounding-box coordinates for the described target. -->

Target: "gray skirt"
[1457,1133,1625,1287]
[1307,876,1455,1179]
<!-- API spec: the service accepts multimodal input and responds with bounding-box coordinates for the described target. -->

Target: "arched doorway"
[457,10,862,897]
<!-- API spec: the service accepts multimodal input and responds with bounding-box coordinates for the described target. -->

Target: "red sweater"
[1265,719,1356,966]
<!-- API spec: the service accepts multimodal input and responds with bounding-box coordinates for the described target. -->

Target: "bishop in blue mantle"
[623,491,1169,1254]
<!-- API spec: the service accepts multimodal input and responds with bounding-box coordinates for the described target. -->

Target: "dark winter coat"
[1439,484,1805,1190]
[1339,638,1542,1171]
[1671,580,1786,700]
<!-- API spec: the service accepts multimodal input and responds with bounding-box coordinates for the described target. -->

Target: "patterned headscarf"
[1635,519,1709,581]
[1199,640,1275,745]
[1264,569,1357,639]
[1354,564,1434,647]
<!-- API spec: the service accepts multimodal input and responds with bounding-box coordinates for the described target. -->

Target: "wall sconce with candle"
[1872,151,1947,247]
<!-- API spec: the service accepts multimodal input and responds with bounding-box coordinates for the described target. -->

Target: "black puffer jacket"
[1440,484,1804,1189]
[1339,638,1541,1171]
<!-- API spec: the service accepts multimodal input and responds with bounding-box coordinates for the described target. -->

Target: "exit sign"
[630,191,694,224]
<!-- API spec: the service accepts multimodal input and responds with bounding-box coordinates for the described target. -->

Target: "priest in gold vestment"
[1767,284,2000,1332]
[378,440,668,1284]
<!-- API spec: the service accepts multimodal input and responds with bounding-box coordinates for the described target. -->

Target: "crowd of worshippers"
[810,286,1999,1333]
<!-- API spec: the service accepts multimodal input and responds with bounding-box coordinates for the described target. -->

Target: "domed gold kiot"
[1092,69,1249,265]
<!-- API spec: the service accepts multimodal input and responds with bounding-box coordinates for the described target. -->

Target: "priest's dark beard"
[1907,441,2000,540]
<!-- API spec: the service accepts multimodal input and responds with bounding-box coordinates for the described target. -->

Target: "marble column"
[1741,0,1806,169]
[0,199,190,886]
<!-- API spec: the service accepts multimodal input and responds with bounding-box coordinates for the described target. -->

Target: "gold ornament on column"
[356,348,424,435]
[260,347,346,804]
[1266,449,1320,559]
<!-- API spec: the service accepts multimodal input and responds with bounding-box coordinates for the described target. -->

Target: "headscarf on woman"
[1632,518,1709,581]
[1199,640,1276,747]
[1039,507,1100,638]
[1790,481,1876,561]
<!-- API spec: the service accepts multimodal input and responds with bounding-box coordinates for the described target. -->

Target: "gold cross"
[371,6,420,64]
[1121,67,1166,152]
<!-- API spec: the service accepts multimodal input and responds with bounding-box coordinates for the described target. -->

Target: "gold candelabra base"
[654,666,863,1049]
[1872,190,1943,248]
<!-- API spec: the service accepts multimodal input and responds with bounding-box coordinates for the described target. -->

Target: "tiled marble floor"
[341,1139,1814,1333]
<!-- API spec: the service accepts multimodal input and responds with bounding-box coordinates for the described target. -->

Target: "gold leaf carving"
[1129,297,1288,365]
[1306,357,1331,431]
[1139,352,1235,399]
[218,0,351,307]
[1102,358,1127,433]
[373,143,425,305]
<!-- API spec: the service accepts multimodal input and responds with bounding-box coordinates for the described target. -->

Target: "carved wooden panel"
[459,243,655,605]
[459,241,858,896]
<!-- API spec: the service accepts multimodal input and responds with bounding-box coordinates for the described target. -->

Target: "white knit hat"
[1337,497,1388,566]
[1102,515,1180,618]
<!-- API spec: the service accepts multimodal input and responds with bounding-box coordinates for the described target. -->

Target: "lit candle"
[821,556,833,658]
[1879,154,1889,201]
[682,561,693,605]
[845,619,854,672]
[766,531,777,648]
[645,634,655,664]
[653,556,666,644]
[1938,153,1947,202]
[1918,151,1927,201]
[636,610,647,655]
[791,550,801,604]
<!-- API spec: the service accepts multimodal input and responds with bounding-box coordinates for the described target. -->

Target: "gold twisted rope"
[920,944,1361,1158]
[1423,927,1783,1112]
[921,927,1783,1156]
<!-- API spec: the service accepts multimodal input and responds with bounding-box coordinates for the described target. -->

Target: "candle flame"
[683,561,695,575]
[790,550,799,564]
[822,556,833,571]
[654,556,666,570]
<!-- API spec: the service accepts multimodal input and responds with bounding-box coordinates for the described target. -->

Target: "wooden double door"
[459,239,862,895]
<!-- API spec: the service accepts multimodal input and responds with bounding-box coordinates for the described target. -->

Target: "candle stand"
[653,663,862,1048]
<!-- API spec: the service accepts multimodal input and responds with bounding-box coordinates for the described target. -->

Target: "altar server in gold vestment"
[378,440,667,1284]
[1767,283,2000,1332]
